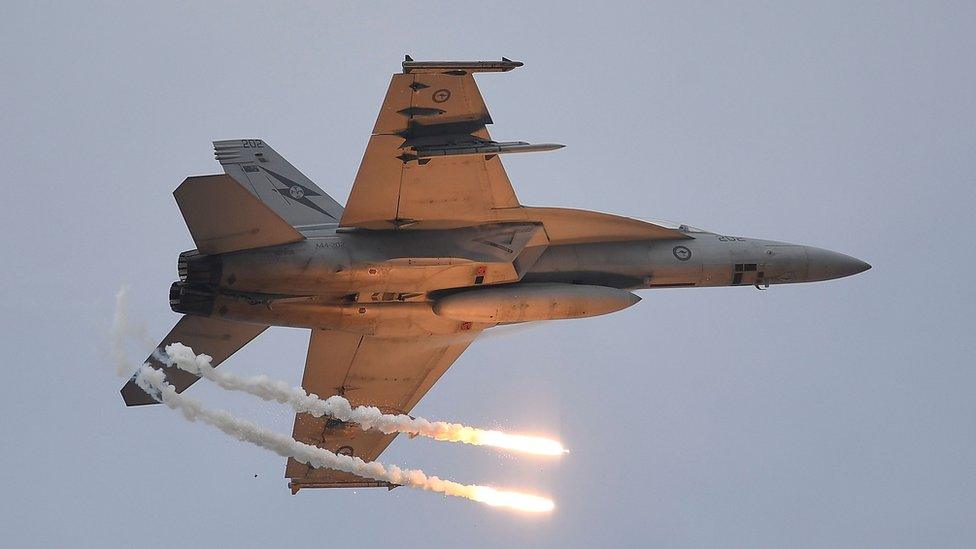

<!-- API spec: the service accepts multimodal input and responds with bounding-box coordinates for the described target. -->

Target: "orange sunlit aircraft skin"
[122,57,869,492]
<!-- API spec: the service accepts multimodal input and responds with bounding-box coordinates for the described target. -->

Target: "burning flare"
[466,431,567,457]
[159,342,568,457]
[469,486,556,513]
[133,365,554,513]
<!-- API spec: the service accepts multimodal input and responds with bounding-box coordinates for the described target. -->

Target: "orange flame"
[463,430,568,457]
[468,486,555,513]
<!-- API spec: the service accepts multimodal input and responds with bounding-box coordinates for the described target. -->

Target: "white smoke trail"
[109,285,160,377]
[133,365,554,513]
[109,286,134,376]
[157,342,567,457]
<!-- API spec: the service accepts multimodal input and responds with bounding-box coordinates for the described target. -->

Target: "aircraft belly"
[695,238,734,287]
[522,241,703,289]
[207,295,491,337]
[645,240,703,287]
[217,224,547,295]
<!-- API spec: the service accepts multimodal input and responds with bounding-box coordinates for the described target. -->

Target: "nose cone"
[805,247,871,282]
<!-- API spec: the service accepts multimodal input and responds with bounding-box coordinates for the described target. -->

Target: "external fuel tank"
[432,283,641,323]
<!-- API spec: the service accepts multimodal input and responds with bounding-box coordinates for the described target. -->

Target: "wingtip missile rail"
[402,55,523,74]
[402,141,565,163]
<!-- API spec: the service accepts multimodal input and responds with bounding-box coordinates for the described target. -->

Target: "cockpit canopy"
[649,219,710,234]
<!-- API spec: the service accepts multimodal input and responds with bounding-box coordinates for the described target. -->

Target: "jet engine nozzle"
[169,282,216,316]
[433,283,641,323]
[177,250,222,287]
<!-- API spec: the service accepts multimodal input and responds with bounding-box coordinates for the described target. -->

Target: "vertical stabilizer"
[214,139,344,229]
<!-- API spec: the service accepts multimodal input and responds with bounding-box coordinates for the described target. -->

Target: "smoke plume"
[133,365,554,512]
[109,286,157,376]
[158,342,567,456]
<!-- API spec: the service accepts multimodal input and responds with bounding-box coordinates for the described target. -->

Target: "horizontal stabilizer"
[120,315,267,406]
[174,174,305,255]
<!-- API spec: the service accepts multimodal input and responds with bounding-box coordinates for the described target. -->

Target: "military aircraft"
[121,57,870,493]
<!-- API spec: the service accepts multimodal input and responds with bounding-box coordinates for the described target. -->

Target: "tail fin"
[214,139,344,229]
[120,315,268,406]
[174,174,305,255]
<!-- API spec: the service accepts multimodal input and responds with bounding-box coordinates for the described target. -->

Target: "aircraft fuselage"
[170,223,869,336]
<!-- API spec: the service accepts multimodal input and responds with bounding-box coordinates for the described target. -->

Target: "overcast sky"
[3,2,975,547]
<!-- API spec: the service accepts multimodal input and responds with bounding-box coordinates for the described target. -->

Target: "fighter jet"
[121,57,870,493]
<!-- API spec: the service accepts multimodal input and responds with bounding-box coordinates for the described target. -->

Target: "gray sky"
[2,2,975,547]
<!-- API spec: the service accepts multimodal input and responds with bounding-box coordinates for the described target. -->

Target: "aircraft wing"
[285,328,476,491]
[340,58,559,230]
[338,57,690,244]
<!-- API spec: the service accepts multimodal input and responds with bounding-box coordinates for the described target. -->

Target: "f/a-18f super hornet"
[121,57,870,492]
